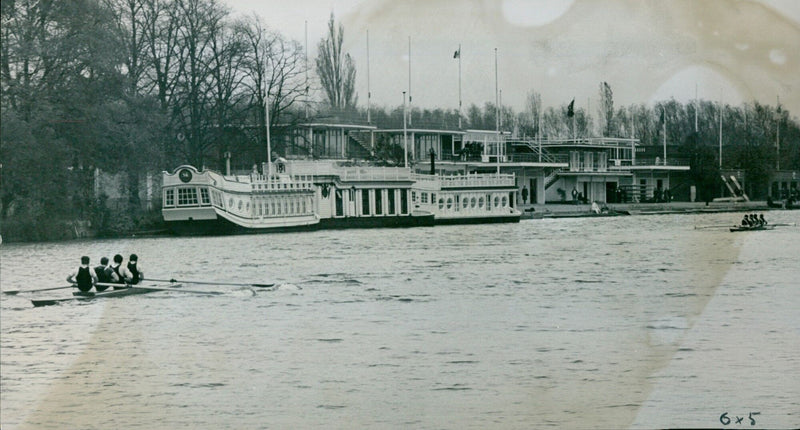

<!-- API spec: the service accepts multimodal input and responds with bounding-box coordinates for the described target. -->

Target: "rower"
[67,256,98,293]
[127,254,144,285]
[94,257,112,292]
[759,214,767,225]
[109,254,127,289]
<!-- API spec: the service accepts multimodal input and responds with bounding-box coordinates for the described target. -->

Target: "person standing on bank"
[126,254,144,285]
[67,256,98,293]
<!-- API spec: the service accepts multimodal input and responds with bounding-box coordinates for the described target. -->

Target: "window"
[362,189,370,215]
[446,198,453,209]
[200,188,210,205]
[502,196,508,207]
[411,191,416,202]
[164,189,175,207]
[438,198,444,210]
[375,190,383,215]
[178,188,198,206]
[388,189,396,214]
[478,197,484,208]
[494,196,500,208]
[462,196,469,209]
[400,189,408,214]
[421,192,428,204]
[470,197,477,208]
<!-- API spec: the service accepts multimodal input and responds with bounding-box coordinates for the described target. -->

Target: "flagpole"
[408,36,412,126]
[776,95,780,170]
[367,29,371,124]
[719,93,723,169]
[572,100,576,141]
[304,21,308,121]
[494,48,499,132]
[663,107,667,165]
[694,83,698,133]
[264,57,272,177]
[403,91,408,168]
[458,44,462,129]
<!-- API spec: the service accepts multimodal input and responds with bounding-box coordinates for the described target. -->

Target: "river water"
[1,211,799,429]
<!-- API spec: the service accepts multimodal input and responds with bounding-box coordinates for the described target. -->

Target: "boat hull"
[31,284,181,307]
[166,217,319,236]
[434,214,521,225]
[729,225,775,232]
[318,212,435,229]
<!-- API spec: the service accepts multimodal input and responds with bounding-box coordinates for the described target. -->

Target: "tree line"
[1,0,798,241]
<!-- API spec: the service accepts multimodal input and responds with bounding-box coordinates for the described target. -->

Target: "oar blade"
[4,285,74,295]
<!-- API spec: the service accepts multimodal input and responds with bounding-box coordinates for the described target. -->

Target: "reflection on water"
[2,211,799,429]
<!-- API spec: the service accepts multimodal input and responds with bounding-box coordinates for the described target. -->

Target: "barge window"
[478,197,484,208]
[400,189,408,214]
[200,188,210,205]
[462,196,468,209]
[470,197,477,208]
[375,190,383,214]
[502,196,508,207]
[362,189,370,215]
[335,190,343,217]
[446,197,453,209]
[494,196,500,208]
[388,189,396,214]
[178,188,198,206]
[438,198,444,210]
[164,189,175,207]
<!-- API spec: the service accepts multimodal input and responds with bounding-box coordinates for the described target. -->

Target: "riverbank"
[520,200,778,219]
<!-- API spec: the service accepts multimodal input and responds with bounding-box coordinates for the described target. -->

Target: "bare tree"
[238,14,308,158]
[315,13,356,111]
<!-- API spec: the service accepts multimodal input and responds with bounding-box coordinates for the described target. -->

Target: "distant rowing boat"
[729,225,775,232]
[31,283,184,307]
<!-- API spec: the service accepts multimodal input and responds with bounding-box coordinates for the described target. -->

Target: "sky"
[223,0,800,118]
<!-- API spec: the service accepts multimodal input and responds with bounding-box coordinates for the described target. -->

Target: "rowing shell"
[31,283,184,307]
[729,225,775,232]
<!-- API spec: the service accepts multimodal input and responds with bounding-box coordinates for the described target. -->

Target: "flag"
[453,49,460,59]
[567,99,575,118]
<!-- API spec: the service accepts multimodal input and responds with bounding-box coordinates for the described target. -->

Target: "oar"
[146,277,275,288]
[694,225,731,230]
[94,282,223,295]
[4,285,75,295]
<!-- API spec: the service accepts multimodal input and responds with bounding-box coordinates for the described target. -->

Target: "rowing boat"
[729,225,775,232]
[31,283,183,307]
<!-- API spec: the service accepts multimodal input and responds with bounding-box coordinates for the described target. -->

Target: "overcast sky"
[224,0,800,118]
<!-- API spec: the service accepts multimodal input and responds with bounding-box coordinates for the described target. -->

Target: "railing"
[246,174,315,191]
[538,137,639,147]
[412,172,516,188]
[339,167,411,181]
[286,160,412,181]
[508,153,569,164]
[609,158,691,167]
